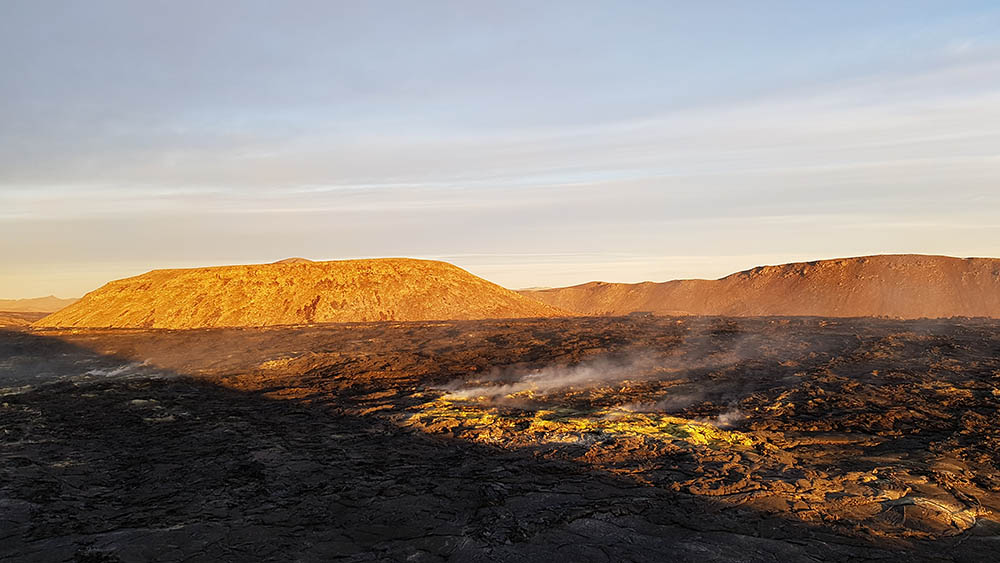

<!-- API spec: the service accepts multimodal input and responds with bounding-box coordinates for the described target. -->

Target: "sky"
[2,1,999,298]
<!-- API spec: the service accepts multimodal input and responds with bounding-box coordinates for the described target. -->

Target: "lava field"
[3,316,1000,561]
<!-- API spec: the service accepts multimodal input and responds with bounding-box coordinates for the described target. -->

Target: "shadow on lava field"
[3,316,1000,561]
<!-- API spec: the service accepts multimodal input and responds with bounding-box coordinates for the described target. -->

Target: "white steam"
[435,320,836,426]
[442,355,656,401]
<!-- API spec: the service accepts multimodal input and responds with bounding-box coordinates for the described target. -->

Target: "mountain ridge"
[519,254,1000,319]
[0,296,79,313]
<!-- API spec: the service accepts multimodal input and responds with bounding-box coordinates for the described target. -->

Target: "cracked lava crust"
[3,316,1000,561]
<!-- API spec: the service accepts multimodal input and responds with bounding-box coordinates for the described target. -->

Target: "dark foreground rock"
[2,317,1000,561]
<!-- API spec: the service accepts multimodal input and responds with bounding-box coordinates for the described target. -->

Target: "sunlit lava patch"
[406,395,754,450]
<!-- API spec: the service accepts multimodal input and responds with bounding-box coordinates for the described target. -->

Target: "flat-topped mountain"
[36,258,568,329]
[0,296,78,313]
[520,255,1000,319]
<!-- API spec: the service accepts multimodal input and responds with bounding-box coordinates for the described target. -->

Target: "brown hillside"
[520,255,1000,319]
[0,311,48,328]
[0,296,78,313]
[36,258,569,329]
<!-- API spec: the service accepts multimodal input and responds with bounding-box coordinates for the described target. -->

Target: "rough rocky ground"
[3,317,1000,561]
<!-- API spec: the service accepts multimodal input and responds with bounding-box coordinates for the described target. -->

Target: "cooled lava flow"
[7,316,1000,560]
[389,318,1000,542]
[400,377,979,539]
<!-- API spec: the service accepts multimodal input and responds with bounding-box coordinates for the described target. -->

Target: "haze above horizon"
[2,1,999,298]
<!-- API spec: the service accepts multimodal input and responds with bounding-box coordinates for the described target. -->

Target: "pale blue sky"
[2,1,999,297]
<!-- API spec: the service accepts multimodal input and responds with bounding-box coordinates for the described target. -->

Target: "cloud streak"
[2,3,999,297]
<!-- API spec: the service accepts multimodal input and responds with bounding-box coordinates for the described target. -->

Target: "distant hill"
[520,255,1000,319]
[0,311,48,328]
[0,296,78,313]
[35,258,569,329]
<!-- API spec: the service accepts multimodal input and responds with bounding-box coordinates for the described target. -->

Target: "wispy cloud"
[2,3,999,296]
